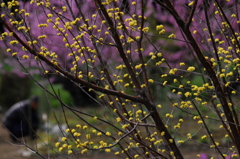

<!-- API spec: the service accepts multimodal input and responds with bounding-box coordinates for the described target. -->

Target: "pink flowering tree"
[1,0,240,158]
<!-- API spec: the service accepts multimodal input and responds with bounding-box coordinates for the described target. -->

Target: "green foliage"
[32,84,74,109]
[47,84,74,108]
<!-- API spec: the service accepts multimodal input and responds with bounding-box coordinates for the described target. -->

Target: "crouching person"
[2,96,40,142]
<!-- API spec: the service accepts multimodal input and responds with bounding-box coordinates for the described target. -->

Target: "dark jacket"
[2,99,39,138]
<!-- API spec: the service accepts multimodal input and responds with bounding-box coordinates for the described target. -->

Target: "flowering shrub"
[1,0,240,158]
[200,153,238,159]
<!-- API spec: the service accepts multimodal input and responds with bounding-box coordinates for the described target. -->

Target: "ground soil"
[0,124,117,159]
[0,124,26,159]
[0,127,221,159]
[0,113,224,159]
